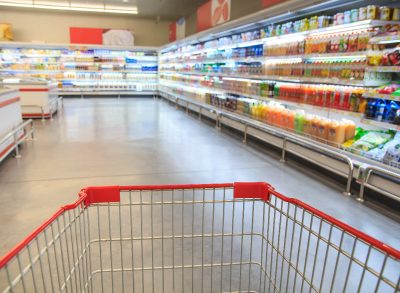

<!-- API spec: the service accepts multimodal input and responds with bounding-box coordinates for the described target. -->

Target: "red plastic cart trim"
[1,182,399,269]
[82,186,120,206]
[22,113,51,118]
[0,97,20,108]
[233,182,272,201]
[19,88,49,92]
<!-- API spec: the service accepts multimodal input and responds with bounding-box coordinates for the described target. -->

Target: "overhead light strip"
[0,1,138,14]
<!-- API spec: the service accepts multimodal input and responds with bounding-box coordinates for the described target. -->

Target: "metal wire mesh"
[1,186,399,293]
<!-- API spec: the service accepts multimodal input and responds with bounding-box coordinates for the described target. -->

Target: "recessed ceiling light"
[122,0,129,2]
[0,0,138,14]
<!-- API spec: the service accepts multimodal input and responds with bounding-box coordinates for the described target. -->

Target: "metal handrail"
[358,165,400,203]
[0,119,34,162]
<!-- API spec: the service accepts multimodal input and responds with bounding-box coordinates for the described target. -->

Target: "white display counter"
[1,79,59,119]
[0,87,24,160]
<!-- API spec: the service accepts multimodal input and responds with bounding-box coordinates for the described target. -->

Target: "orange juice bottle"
[280,109,289,129]
[287,110,295,130]
[272,105,284,127]
[310,116,320,138]
[342,119,356,141]
[327,120,346,145]
[317,118,329,142]
[303,114,313,135]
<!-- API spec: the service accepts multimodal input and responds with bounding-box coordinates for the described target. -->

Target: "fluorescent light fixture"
[264,33,306,45]
[308,55,366,61]
[264,57,302,64]
[378,39,400,45]
[0,0,138,14]
[309,20,372,36]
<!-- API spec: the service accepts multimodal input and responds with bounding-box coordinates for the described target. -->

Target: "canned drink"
[380,6,392,21]
[336,13,344,25]
[359,7,367,20]
[344,10,351,24]
[367,5,378,20]
[393,8,400,21]
[351,9,359,22]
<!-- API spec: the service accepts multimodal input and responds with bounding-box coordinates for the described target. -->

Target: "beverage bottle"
[287,111,295,130]
[387,101,399,122]
[310,116,321,138]
[317,118,329,142]
[303,114,313,135]
[294,110,306,133]
[273,83,280,97]
[375,99,386,121]
[358,97,367,113]
[342,119,356,141]
[366,98,377,118]
[327,120,346,145]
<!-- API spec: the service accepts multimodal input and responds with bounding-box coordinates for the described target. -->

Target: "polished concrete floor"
[0,97,399,258]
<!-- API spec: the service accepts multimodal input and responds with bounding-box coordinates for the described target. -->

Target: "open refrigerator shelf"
[158,1,400,201]
[0,42,159,95]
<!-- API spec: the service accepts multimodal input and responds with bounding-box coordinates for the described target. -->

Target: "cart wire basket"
[0,182,399,293]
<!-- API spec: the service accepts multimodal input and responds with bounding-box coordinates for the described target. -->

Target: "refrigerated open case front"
[158,0,400,201]
[0,42,158,97]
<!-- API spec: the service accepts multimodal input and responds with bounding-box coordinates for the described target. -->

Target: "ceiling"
[121,0,209,20]
[0,0,210,20]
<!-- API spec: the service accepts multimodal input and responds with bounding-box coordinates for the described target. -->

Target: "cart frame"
[1,182,399,293]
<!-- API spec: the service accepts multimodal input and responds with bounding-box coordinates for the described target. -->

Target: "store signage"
[197,0,231,32]
[70,27,134,45]
[261,0,287,9]
[169,17,186,42]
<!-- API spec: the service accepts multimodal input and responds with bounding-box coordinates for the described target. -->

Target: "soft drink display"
[205,93,356,145]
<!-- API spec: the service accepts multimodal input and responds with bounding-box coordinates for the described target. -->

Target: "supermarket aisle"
[0,97,399,256]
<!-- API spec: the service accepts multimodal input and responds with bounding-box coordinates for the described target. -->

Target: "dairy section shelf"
[0,42,158,95]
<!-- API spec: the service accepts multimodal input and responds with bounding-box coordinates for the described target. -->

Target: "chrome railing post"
[280,138,287,163]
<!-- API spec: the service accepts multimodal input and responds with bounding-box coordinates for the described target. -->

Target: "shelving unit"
[0,42,158,96]
[158,3,400,200]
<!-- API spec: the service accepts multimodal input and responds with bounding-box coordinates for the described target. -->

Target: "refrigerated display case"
[0,42,158,96]
[159,1,400,200]
[0,87,24,160]
[1,78,60,119]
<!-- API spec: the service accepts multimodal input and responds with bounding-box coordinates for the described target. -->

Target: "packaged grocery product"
[350,130,395,152]
[327,121,346,145]
[359,7,367,21]
[342,119,356,141]
[303,114,313,135]
[294,110,305,134]
[351,9,359,22]
[393,8,400,21]
[367,5,379,20]
[317,118,329,142]
[383,133,400,165]
[379,6,392,21]
[387,101,400,122]
[375,99,387,121]
[344,11,351,24]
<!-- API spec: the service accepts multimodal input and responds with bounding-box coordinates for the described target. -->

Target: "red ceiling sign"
[197,1,213,32]
[69,27,103,45]
[197,0,231,33]
[169,22,177,42]
[261,0,287,8]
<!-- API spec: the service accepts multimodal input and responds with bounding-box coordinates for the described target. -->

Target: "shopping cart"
[0,182,399,293]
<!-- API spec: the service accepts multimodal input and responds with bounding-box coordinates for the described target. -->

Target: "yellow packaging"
[0,23,13,41]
